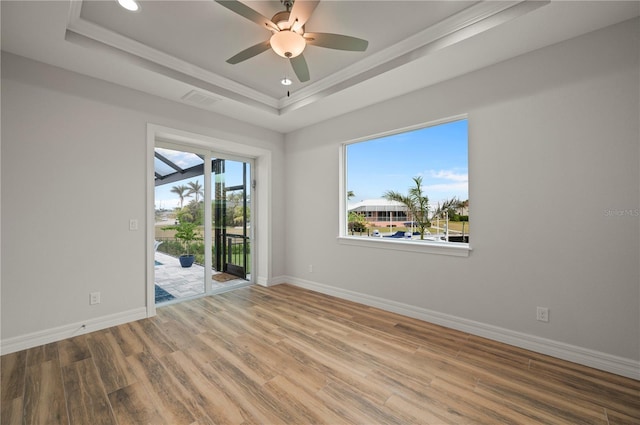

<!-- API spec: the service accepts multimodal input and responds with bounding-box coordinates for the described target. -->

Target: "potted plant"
[162,221,202,268]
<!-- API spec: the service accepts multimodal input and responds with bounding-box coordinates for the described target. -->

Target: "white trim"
[344,114,469,147]
[338,236,471,257]
[203,150,213,292]
[146,125,157,317]
[0,308,147,355]
[267,275,289,286]
[284,277,640,380]
[338,144,347,237]
[256,275,288,287]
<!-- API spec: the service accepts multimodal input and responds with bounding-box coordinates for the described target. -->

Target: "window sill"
[337,235,471,257]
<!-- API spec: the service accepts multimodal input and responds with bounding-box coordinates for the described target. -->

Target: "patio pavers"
[154,251,248,303]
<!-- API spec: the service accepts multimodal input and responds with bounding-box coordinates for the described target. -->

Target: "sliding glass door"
[212,158,251,280]
[153,143,253,304]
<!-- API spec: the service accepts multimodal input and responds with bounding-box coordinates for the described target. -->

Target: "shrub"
[348,211,368,233]
[349,221,367,233]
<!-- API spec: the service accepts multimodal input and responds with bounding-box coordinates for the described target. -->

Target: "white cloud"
[426,182,469,193]
[425,169,468,198]
[429,170,468,182]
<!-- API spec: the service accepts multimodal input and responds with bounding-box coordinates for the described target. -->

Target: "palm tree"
[170,184,191,209]
[187,181,204,203]
[433,197,463,220]
[432,197,463,241]
[383,176,430,239]
[347,190,355,200]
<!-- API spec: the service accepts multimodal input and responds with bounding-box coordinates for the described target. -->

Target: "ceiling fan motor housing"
[271,10,291,29]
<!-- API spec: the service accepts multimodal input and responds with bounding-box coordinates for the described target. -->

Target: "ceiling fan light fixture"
[281,77,293,86]
[270,30,306,58]
[117,0,139,12]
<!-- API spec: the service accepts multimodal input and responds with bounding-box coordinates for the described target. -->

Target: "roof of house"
[348,199,408,212]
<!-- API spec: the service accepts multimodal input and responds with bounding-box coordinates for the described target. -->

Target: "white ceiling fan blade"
[288,0,320,32]
[304,32,368,51]
[215,0,279,32]
[290,54,310,82]
[226,40,271,64]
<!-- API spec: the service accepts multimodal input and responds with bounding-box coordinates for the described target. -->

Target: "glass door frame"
[212,158,251,279]
[151,138,255,309]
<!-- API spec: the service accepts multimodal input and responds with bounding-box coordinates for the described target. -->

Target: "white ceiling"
[2,1,639,133]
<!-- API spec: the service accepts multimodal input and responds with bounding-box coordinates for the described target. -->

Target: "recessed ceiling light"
[281,77,292,86]
[117,0,139,12]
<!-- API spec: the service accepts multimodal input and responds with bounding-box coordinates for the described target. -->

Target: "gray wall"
[284,19,639,362]
[1,18,638,374]
[1,53,285,341]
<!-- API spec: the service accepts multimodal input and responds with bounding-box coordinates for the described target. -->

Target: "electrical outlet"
[536,306,549,322]
[129,219,138,231]
[90,292,101,305]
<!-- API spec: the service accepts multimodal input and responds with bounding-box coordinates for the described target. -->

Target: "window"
[341,117,470,256]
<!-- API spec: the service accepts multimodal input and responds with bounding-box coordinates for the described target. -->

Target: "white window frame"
[337,115,471,257]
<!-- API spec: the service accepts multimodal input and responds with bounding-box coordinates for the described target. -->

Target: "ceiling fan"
[215,0,369,83]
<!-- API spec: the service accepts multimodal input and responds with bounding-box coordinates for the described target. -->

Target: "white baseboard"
[0,307,147,355]
[284,276,640,380]
[256,275,288,287]
[267,275,289,286]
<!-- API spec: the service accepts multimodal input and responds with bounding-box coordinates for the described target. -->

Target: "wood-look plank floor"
[2,284,639,424]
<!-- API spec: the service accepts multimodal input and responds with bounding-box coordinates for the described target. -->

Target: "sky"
[346,118,468,207]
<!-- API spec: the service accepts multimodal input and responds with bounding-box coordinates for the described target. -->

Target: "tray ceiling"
[2,1,639,132]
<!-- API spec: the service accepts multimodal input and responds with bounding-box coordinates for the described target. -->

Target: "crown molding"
[65,0,548,117]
